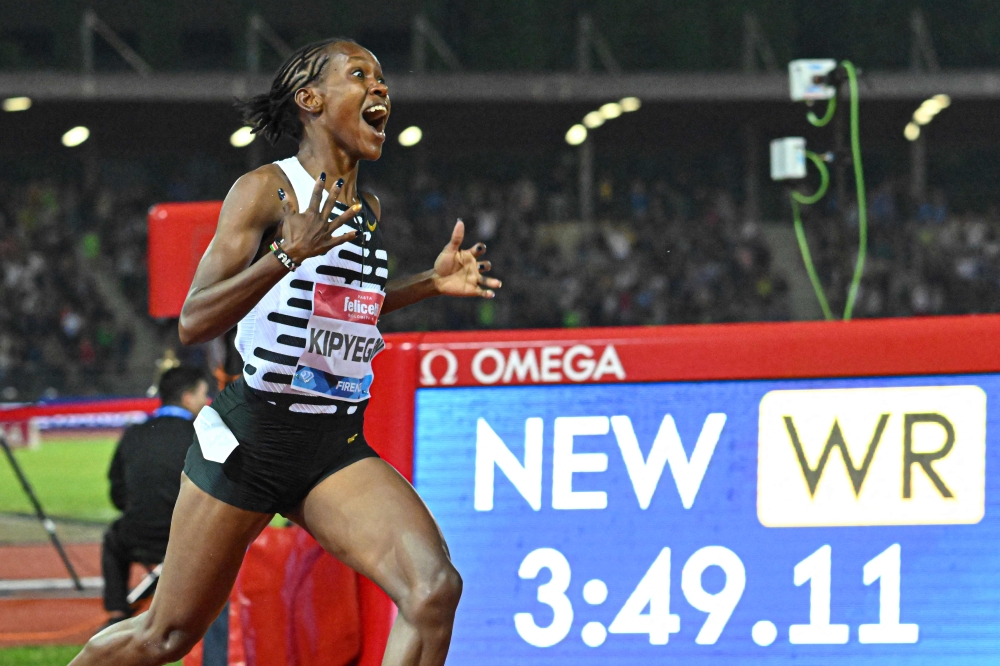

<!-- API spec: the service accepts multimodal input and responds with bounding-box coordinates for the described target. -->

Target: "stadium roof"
[3,70,1000,103]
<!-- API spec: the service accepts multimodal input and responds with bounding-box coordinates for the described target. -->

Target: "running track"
[0,543,106,647]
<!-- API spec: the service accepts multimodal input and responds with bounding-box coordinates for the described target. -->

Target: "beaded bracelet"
[270,240,298,272]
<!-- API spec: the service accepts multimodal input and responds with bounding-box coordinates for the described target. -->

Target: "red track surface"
[0,544,105,647]
[0,599,104,647]
[0,544,100,579]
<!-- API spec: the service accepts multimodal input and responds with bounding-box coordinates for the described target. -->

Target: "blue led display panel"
[415,374,1000,664]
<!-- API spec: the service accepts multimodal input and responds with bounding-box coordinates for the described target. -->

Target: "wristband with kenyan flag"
[270,239,298,272]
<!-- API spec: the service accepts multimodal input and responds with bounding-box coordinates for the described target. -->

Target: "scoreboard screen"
[404,320,1000,665]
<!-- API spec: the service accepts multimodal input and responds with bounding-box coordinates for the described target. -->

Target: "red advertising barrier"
[0,397,160,448]
[147,202,221,318]
[415,315,1000,387]
[0,398,160,424]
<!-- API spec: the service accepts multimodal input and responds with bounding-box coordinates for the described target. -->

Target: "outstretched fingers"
[445,219,466,253]
[323,203,362,249]
[472,256,501,297]
[478,274,502,296]
[306,172,327,214]
[320,178,345,223]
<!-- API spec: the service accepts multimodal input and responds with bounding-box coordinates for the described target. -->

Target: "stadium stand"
[5,162,1000,401]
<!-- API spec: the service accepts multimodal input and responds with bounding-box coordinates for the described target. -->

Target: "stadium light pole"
[908,8,940,209]
[245,14,293,170]
[909,130,927,207]
[741,10,778,224]
[574,13,620,224]
[579,137,594,223]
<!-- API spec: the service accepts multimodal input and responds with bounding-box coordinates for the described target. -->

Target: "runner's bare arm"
[179,168,360,344]
[382,220,501,315]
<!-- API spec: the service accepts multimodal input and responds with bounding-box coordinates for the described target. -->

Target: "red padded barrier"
[147,202,221,318]
[183,526,362,666]
[232,527,362,666]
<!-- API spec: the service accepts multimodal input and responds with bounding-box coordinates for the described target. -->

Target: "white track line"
[0,577,103,592]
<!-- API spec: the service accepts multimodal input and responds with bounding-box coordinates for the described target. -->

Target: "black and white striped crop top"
[234,157,388,414]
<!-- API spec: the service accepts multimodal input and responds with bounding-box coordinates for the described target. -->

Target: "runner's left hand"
[432,220,501,298]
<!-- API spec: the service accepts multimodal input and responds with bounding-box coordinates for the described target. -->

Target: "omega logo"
[420,349,459,386]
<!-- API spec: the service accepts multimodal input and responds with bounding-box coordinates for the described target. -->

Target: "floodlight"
[918,100,942,115]
[398,126,423,147]
[904,122,920,141]
[599,102,622,119]
[583,111,605,129]
[3,96,31,112]
[912,107,936,125]
[230,126,255,148]
[565,124,588,146]
[62,126,90,147]
[619,97,641,112]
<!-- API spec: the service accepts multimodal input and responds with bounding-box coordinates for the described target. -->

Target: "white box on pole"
[789,59,837,101]
[770,137,807,181]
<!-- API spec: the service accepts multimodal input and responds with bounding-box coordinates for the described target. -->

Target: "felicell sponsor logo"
[344,296,379,316]
[757,385,986,527]
[313,283,383,324]
[419,344,626,386]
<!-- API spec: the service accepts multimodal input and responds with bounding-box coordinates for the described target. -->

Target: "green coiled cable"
[789,60,867,321]
[790,151,833,320]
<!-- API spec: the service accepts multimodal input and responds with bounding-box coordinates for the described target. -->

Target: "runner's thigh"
[296,458,450,599]
[143,474,273,632]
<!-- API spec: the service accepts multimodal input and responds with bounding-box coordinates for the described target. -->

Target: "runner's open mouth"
[362,104,388,133]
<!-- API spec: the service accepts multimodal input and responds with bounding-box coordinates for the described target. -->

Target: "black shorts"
[183,378,379,514]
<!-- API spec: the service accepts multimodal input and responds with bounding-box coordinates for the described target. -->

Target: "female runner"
[71,38,499,666]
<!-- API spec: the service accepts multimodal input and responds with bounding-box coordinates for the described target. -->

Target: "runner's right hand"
[277,174,360,264]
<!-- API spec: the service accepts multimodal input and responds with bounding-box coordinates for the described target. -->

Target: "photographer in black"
[102,366,209,624]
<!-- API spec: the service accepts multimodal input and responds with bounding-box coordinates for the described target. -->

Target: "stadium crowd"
[0,180,134,401]
[1,167,997,401]
[375,173,789,332]
[803,182,1000,319]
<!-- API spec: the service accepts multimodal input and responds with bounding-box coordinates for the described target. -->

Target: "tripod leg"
[1,433,84,591]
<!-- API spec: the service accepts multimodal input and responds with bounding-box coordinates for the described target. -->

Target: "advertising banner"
[410,317,1000,665]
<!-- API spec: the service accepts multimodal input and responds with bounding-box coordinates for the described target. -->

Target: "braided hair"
[237,37,358,144]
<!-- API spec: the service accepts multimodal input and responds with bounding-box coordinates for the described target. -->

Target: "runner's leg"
[293,458,461,666]
[70,475,273,666]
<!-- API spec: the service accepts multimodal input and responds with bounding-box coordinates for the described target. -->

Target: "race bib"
[290,283,385,401]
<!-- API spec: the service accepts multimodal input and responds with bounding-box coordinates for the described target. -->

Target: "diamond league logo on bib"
[292,365,374,400]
